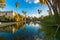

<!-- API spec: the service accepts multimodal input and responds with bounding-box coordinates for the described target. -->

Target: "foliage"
[14,14,25,21]
[15,2,20,8]
[40,15,60,40]
[38,9,42,14]
[0,0,5,3]
[40,15,56,25]
[1,14,25,22]
[39,0,60,24]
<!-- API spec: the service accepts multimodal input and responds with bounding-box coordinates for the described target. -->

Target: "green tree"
[0,0,6,9]
[38,9,42,14]
[3,15,8,19]
[15,2,20,8]
[39,0,60,24]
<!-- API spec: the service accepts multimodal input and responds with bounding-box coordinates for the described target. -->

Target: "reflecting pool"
[0,22,59,40]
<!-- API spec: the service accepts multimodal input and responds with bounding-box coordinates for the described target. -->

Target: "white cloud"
[25,0,32,4]
[34,0,39,4]
[25,0,39,4]
[25,0,29,2]
[27,14,40,18]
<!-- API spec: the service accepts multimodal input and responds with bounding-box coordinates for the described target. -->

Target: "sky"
[0,0,49,18]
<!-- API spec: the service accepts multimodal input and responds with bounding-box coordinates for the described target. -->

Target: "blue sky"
[0,0,49,17]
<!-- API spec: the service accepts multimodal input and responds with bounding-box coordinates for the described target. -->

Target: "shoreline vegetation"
[0,14,26,22]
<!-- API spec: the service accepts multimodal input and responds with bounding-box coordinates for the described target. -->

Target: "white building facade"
[0,11,16,17]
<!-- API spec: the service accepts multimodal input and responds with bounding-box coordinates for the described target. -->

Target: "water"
[0,22,60,40]
[0,22,44,40]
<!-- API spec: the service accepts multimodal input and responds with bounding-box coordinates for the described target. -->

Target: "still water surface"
[0,22,59,40]
[0,22,44,40]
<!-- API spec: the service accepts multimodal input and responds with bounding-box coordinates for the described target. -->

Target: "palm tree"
[39,0,60,24]
[38,9,42,14]
[39,0,52,14]
[39,0,60,38]
[15,2,20,13]
[57,0,60,13]
[22,11,27,19]
[47,10,52,16]
[15,2,20,8]
[0,0,6,9]
[38,9,42,18]
[15,2,20,21]
[22,11,27,26]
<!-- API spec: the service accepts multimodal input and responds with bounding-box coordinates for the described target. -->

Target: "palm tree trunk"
[47,3,52,15]
[57,0,60,13]
[52,0,60,24]
[53,6,60,24]
[45,0,52,15]
[48,0,60,24]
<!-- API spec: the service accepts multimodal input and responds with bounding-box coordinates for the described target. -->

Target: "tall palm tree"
[40,0,52,14]
[15,2,20,13]
[38,9,42,18]
[22,11,27,23]
[22,11,27,30]
[22,11,26,17]
[15,2,20,21]
[39,0,60,24]
[39,0,60,38]
[57,0,60,13]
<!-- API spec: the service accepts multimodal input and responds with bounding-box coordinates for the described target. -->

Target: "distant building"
[0,11,16,17]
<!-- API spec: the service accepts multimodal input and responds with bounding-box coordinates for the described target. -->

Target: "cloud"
[27,14,40,18]
[25,0,29,2]
[34,0,39,4]
[25,0,39,4]
[25,0,32,4]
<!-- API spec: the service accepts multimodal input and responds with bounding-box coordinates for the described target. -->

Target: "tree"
[0,0,6,9]
[22,11,27,19]
[22,11,27,26]
[0,0,5,3]
[15,2,20,14]
[15,2,20,8]
[47,10,52,16]
[39,0,60,39]
[39,0,60,24]
[3,15,8,19]
[57,0,60,13]
[38,9,42,14]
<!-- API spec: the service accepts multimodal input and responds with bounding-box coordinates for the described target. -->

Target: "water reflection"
[0,22,25,34]
[41,24,60,40]
[0,22,44,40]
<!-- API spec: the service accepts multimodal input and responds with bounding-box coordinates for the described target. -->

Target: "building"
[0,11,16,17]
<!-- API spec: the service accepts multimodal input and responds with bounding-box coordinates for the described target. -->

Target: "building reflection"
[0,22,25,34]
[0,22,45,40]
